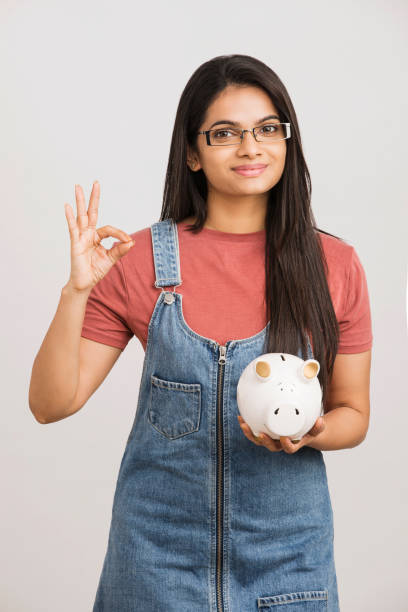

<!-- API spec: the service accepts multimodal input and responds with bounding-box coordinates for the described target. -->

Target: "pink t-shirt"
[81,221,373,354]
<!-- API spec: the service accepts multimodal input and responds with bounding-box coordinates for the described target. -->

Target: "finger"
[279,436,294,453]
[75,184,89,232]
[239,420,282,452]
[237,416,282,451]
[308,417,326,437]
[87,180,100,229]
[64,202,80,245]
[238,420,262,446]
[279,436,303,454]
[259,432,283,452]
[103,235,135,264]
[95,225,133,246]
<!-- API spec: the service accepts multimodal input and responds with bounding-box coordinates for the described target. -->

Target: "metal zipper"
[216,344,227,612]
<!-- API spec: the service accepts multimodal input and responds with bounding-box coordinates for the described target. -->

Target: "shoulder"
[314,229,360,287]
[315,229,354,265]
[315,229,371,322]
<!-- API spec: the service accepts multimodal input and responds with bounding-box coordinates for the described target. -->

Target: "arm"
[29,180,134,424]
[29,283,123,423]
[307,349,372,451]
[29,283,90,422]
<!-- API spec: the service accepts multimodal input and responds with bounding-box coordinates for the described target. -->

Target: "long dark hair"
[159,54,343,410]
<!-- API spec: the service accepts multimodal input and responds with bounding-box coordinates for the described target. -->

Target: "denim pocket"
[148,374,201,440]
[257,590,328,609]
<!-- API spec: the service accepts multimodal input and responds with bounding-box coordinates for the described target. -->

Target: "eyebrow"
[208,114,280,129]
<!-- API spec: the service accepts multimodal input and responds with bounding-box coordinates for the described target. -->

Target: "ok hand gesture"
[64,181,134,293]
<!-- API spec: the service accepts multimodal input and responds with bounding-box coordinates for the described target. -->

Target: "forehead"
[204,85,278,123]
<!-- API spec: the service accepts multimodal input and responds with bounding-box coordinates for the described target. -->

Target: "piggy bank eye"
[255,360,272,382]
[276,381,294,392]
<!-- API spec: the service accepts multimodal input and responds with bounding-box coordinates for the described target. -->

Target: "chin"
[232,180,272,193]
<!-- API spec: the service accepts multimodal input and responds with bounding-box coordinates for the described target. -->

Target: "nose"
[266,403,306,438]
[237,130,262,156]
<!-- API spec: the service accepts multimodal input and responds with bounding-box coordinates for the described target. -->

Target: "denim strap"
[151,218,182,289]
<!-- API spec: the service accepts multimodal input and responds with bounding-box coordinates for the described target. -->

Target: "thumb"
[309,417,326,437]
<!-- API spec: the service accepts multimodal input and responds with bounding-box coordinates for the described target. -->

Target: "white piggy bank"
[237,353,323,443]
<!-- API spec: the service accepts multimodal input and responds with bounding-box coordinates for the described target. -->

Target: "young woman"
[29,55,372,611]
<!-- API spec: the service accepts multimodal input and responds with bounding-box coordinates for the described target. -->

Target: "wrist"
[61,281,92,300]
[305,406,366,451]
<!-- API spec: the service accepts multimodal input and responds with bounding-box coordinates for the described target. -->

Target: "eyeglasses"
[197,123,291,146]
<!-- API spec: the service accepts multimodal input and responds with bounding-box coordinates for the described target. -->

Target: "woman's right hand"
[63,181,134,293]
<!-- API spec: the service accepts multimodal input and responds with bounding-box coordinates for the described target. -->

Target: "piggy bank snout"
[265,403,306,437]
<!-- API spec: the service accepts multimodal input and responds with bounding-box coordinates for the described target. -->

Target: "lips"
[232,164,268,177]
[233,164,268,170]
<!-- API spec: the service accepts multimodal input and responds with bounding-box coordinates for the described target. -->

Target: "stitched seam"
[118,258,130,327]
[151,382,200,392]
[343,245,354,316]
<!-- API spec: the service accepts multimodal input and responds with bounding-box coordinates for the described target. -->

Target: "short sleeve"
[337,247,373,353]
[81,258,134,350]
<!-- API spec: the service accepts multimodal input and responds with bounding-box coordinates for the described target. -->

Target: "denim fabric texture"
[92,218,340,611]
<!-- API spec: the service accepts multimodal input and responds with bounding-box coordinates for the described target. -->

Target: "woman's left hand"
[237,415,326,454]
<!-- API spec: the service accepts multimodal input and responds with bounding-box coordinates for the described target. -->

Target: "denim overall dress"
[92,218,340,611]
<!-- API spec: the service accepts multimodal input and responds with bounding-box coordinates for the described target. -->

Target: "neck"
[198,191,267,233]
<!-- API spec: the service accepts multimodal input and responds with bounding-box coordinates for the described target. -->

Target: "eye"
[259,124,278,135]
[213,128,238,139]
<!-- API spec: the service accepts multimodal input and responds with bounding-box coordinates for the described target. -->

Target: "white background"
[1,0,407,610]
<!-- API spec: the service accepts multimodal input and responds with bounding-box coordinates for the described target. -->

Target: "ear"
[301,359,320,381]
[187,146,201,172]
[255,360,271,381]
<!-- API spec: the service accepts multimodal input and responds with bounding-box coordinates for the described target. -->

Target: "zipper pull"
[218,345,227,365]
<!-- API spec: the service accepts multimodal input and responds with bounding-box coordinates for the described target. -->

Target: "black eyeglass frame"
[197,123,291,146]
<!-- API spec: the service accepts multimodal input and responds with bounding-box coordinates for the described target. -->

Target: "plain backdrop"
[1,1,407,610]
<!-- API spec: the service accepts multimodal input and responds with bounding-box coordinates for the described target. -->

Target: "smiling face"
[188,84,287,198]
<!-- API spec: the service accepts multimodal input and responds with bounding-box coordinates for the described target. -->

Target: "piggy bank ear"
[301,359,320,380]
[300,359,320,380]
[255,360,271,381]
